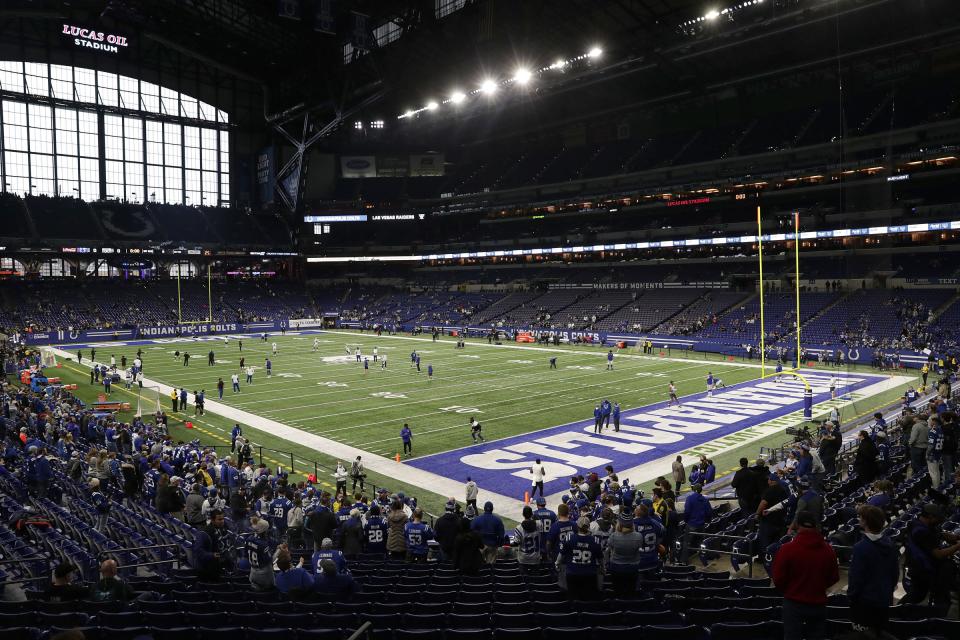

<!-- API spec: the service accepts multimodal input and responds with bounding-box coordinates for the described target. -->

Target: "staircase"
[930,290,960,323]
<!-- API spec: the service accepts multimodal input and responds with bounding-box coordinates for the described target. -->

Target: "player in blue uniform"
[706,372,716,396]
[265,358,272,377]
[427,363,433,379]
[612,402,621,432]
[606,350,614,370]
[775,362,784,383]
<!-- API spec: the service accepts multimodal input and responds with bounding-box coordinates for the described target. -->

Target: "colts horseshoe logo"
[847,349,860,361]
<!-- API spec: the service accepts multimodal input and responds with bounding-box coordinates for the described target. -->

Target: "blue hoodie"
[471,502,505,547]
[683,491,713,527]
[848,534,899,608]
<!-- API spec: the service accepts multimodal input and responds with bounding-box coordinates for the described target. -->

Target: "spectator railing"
[97,543,184,572]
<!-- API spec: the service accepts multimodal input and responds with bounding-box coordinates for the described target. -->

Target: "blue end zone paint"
[407,371,886,498]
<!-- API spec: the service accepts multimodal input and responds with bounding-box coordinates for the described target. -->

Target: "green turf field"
[49,330,920,521]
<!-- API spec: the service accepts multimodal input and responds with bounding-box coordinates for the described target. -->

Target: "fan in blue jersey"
[404,508,434,562]
[533,497,557,535]
[335,500,353,530]
[142,462,161,501]
[269,493,294,540]
[88,478,111,531]
[240,517,275,591]
[311,537,348,574]
[547,503,576,559]
[363,505,389,555]
[632,503,666,572]
[560,517,603,600]
[512,506,542,569]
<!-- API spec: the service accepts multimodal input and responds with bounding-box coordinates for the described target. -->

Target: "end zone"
[407,371,911,502]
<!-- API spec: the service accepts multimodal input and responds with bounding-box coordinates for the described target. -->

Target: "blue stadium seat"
[403,613,446,629]
[449,613,492,630]
[3,629,39,640]
[0,613,38,627]
[451,603,490,616]
[198,627,245,640]
[446,630,491,640]
[685,607,731,627]
[494,628,541,640]
[39,612,91,628]
[542,628,591,640]
[641,625,699,639]
[295,630,344,640]
[395,631,443,639]
[710,621,784,640]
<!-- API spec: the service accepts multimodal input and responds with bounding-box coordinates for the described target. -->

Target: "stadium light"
[550,58,567,70]
[513,68,532,85]
[480,79,498,95]
[587,46,602,59]
[402,109,414,119]
[450,90,466,104]
[705,9,720,20]
[426,101,439,111]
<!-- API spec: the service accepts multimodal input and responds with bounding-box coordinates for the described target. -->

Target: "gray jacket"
[908,420,929,449]
[185,492,206,525]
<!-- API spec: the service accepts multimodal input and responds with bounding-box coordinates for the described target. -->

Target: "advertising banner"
[340,156,377,178]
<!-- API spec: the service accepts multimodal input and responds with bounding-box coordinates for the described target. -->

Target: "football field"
[50,330,917,521]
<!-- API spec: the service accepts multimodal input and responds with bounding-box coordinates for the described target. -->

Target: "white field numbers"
[440,405,482,414]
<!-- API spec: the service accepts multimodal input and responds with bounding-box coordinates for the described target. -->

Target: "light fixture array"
[397,45,603,120]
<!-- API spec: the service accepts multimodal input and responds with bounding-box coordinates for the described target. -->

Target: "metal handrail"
[346,621,372,640]
[97,543,183,570]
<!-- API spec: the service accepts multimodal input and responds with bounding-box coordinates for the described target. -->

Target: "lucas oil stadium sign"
[62,25,129,54]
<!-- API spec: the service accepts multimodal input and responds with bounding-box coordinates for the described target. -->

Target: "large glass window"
[0,61,229,205]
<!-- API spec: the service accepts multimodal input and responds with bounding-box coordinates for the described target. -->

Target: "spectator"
[605,511,655,597]
[340,508,364,558]
[848,505,899,636]
[789,479,823,534]
[306,496,337,551]
[908,417,929,476]
[731,457,759,512]
[274,548,314,599]
[193,509,230,581]
[452,517,484,576]
[672,455,686,492]
[434,500,462,560]
[184,483,205,526]
[899,503,960,614]
[313,559,359,601]
[757,473,789,556]
[471,501,505,564]
[44,563,89,602]
[512,506,541,570]
[244,517,275,591]
[680,483,712,560]
[771,511,839,640]
[386,500,409,560]
[561,516,603,600]
[854,430,880,482]
[89,559,136,603]
[156,475,185,519]
[464,477,478,509]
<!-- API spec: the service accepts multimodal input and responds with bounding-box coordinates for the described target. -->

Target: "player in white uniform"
[355,347,362,363]
[373,347,378,362]
[668,381,681,406]
[272,342,278,355]
[313,338,320,352]
[380,353,388,369]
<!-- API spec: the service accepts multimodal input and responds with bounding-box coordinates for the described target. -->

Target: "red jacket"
[772,528,839,605]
